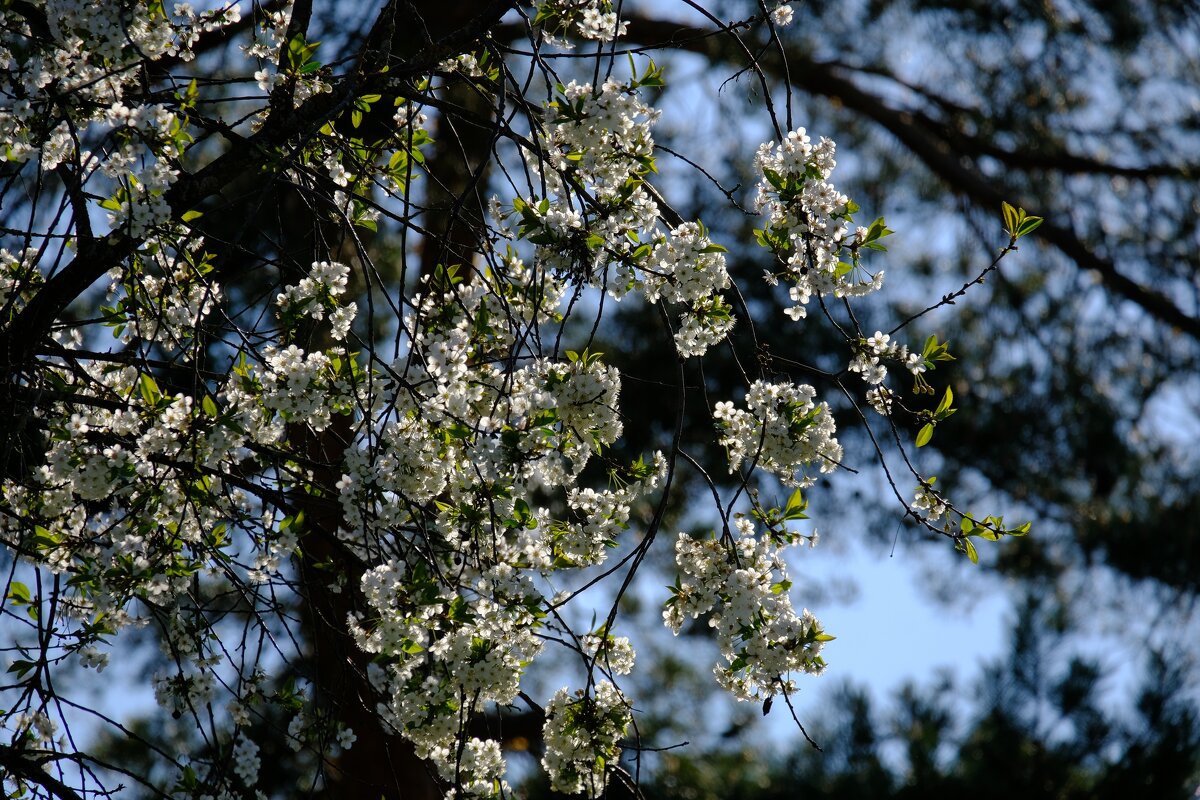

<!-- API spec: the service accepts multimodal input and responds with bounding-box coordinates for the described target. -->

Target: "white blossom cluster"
[754,127,884,319]
[530,77,662,253]
[499,76,735,357]
[232,735,261,786]
[0,0,243,236]
[912,479,948,521]
[281,699,357,766]
[276,260,358,340]
[320,260,669,794]
[352,560,535,795]
[153,668,217,719]
[664,524,829,702]
[848,329,927,389]
[533,0,629,47]
[714,380,843,487]
[113,243,223,348]
[581,632,636,675]
[247,4,294,74]
[246,3,331,109]
[0,245,371,794]
[3,710,59,749]
[0,345,250,622]
[865,385,896,416]
[541,681,632,797]
[0,0,990,794]
[0,247,42,313]
[0,230,664,798]
[102,149,180,239]
[644,222,735,356]
[439,52,489,78]
[259,344,339,429]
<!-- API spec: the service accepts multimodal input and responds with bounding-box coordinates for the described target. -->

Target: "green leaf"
[865,216,893,242]
[936,386,954,415]
[285,34,320,69]
[181,209,203,222]
[447,595,472,623]
[6,581,30,605]
[1016,216,1044,237]
[963,538,979,564]
[201,395,218,417]
[783,487,809,520]
[32,526,57,550]
[638,58,666,87]
[1002,201,1020,235]
[7,660,37,678]
[915,423,934,447]
[139,373,162,406]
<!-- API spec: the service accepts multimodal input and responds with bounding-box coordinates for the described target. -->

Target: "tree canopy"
[1,1,1197,799]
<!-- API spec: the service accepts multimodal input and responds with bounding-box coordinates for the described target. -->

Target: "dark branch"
[0,745,87,800]
[566,15,1200,341]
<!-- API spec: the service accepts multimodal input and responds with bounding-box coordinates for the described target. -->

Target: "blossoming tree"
[0,1,1037,797]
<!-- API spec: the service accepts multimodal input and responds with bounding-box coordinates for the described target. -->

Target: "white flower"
[330,303,356,340]
[714,379,843,486]
[866,387,894,416]
[287,713,306,752]
[912,480,947,521]
[79,646,108,672]
[541,682,630,797]
[665,528,829,702]
[906,351,927,375]
[336,726,356,750]
[753,127,882,312]
[228,701,250,726]
[772,4,794,27]
[232,736,260,786]
[326,158,351,187]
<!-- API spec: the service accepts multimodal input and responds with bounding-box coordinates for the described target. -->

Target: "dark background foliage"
[548,0,1200,794]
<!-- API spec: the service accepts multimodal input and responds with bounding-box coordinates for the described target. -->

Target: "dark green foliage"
[589,599,1200,800]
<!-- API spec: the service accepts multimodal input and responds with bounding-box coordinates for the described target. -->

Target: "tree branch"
[585,15,1200,340]
[0,1,519,378]
[0,744,87,800]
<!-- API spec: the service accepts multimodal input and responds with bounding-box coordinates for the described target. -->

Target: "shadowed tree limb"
[0,745,89,800]
[0,0,518,378]
[509,14,1200,341]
